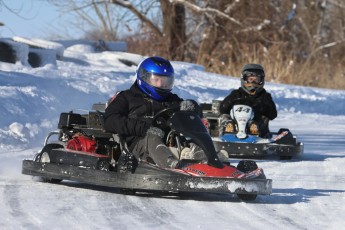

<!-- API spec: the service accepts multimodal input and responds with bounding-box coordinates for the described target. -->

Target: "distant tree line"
[45,1,345,89]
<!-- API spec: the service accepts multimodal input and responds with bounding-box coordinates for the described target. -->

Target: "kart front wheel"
[120,188,137,195]
[36,144,63,183]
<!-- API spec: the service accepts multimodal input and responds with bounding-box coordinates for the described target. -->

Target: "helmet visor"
[244,75,261,83]
[242,71,263,84]
[142,73,174,90]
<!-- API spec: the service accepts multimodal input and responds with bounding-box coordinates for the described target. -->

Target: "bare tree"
[47,0,345,89]
[107,0,187,60]
[47,0,133,40]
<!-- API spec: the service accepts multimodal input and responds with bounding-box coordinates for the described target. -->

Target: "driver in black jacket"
[219,64,277,138]
[104,56,198,168]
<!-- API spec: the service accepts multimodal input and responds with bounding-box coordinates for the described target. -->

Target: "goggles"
[242,71,263,84]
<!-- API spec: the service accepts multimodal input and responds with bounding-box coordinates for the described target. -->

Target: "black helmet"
[241,64,265,95]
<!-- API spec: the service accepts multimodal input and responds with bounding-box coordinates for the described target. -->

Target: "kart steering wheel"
[152,106,180,129]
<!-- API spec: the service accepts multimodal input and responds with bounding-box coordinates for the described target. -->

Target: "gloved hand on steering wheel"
[180,99,201,116]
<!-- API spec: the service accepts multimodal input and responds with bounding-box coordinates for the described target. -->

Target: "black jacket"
[219,87,277,121]
[104,83,183,149]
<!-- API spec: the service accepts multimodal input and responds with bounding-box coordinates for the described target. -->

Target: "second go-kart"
[201,100,303,160]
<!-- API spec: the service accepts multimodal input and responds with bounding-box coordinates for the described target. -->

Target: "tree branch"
[169,0,242,26]
[108,0,162,36]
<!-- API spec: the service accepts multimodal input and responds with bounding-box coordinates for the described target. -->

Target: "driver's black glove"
[180,99,201,116]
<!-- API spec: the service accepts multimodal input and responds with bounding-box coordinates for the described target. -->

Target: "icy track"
[1,38,345,229]
[1,113,345,230]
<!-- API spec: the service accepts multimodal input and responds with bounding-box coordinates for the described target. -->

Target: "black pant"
[130,132,176,168]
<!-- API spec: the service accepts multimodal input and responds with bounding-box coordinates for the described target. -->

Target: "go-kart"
[22,103,272,201]
[201,100,303,160]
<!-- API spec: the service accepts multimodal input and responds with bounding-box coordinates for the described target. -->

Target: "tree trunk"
[317,0,335,44]
[160,0,186,60]
[196,25,219,67]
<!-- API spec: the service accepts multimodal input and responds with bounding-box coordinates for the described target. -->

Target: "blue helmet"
[136,56,175,101]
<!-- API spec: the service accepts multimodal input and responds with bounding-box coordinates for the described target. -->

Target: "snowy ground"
[1,39,345,230]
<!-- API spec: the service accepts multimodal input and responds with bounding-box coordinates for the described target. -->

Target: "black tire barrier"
[0,41,16,64]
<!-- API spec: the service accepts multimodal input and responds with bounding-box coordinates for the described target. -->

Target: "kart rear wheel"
[36,144,63,183]
[237,193,257,201]
[280,156,292,160]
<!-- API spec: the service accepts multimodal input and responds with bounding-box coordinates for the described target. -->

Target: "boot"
[248,122,259,135]
[166,156,180,168]
[224,121,235,133]
[180,143,205,160]
[218,114,236,136]
[217,150,229,162]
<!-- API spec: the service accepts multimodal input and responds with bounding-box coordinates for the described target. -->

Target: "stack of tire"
[0,40,16,64]
[0,37,65,68]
